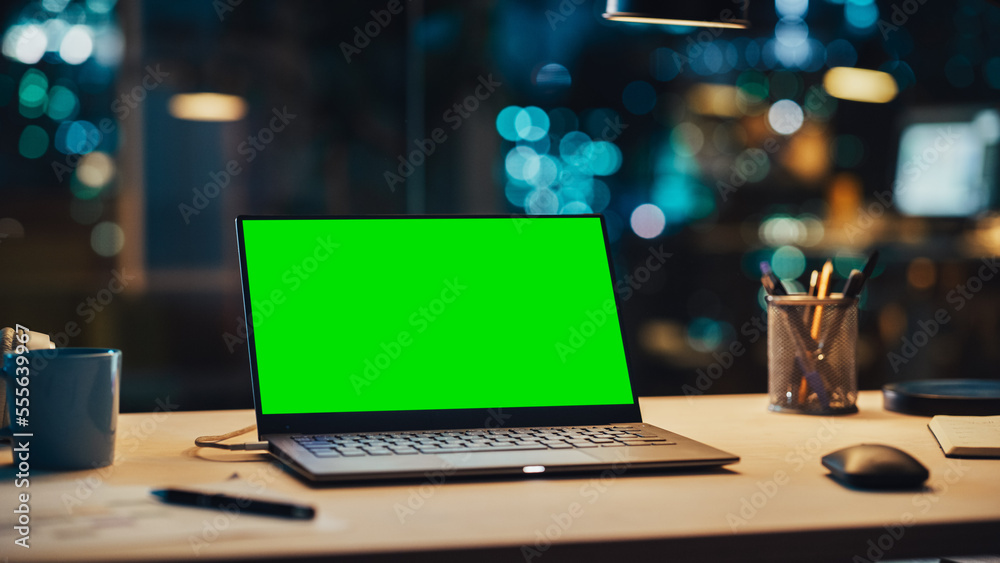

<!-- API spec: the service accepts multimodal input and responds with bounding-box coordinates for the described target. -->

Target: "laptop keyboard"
[293,426,676,458]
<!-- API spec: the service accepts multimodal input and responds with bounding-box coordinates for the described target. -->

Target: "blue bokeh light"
[590,179,611,213]
[825,39,858,67]
[525,188,559,215]
[55,120,100,155]
[558,130,591,154]
[505,146,537,181]
[496,105,521,141]
[560,201,593,215]
[845,1,879,31]
[986,57,1000,89]
[776,0,809,18]
[515,106,550,141]
[584,141,622,176]
[651,48,681,81]
[534,63,571,87]
[770,246,806,279]
[504,181,532,208]
[623,80,657,115]
[523,154,560,189]
[687,317,723,352]
[546,107,578,136]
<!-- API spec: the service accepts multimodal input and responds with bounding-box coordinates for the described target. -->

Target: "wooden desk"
[2,391,999,562]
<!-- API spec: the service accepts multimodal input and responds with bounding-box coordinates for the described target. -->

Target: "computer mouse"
[821,444,929,490]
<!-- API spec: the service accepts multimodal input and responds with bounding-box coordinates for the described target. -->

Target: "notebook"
[235,214,738,482]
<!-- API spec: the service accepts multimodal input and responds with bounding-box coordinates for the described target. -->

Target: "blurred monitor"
[893,107,1000,218]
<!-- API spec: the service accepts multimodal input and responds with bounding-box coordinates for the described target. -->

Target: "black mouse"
[821,444,929,490]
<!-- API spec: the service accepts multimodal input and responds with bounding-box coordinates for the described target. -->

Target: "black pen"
[842,269,865,298]
[152,488,316,520]
[860,249,879,280]
[759,262,787,296]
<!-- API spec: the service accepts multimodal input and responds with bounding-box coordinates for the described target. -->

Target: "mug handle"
[0,326,52,443]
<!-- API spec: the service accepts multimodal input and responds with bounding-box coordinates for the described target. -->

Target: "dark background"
[2,0,999,412]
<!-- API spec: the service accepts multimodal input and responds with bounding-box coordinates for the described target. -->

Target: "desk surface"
[2,391,999,562]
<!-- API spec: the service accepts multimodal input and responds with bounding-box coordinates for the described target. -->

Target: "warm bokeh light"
[906,257,937,290]
[822,67,898,103]
[783,122,830,181]
[168,92,249,122]
[686,83,740,118]
[91,221,125,257]
[77,151,116,188]
[827,172,863,225]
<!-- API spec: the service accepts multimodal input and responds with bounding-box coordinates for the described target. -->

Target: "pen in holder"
[767,295,858,415]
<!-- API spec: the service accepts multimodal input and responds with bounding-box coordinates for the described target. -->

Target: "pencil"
[807,270,818,297]
[799,260,833,405]
[803,269,819,324]
[810,260,834,340]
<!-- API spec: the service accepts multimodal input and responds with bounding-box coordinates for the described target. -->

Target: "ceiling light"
[168,92,248,122]
[603,0,750,29]
[822,67,898,104]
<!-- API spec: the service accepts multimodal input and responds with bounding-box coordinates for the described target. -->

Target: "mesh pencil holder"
[767,295,858,415]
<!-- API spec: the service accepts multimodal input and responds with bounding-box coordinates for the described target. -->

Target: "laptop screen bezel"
[235,214,643,437]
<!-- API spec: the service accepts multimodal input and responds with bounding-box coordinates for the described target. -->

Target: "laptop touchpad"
[436,450,599,469]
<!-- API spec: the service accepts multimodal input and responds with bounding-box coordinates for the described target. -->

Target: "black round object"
[882,379,1000,416]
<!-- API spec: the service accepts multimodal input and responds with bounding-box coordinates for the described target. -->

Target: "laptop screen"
[238,215,635,418]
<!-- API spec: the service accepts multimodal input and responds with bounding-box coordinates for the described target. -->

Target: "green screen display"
[241,216,635,415]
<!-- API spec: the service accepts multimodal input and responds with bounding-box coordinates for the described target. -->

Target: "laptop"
[235,214,738,482]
